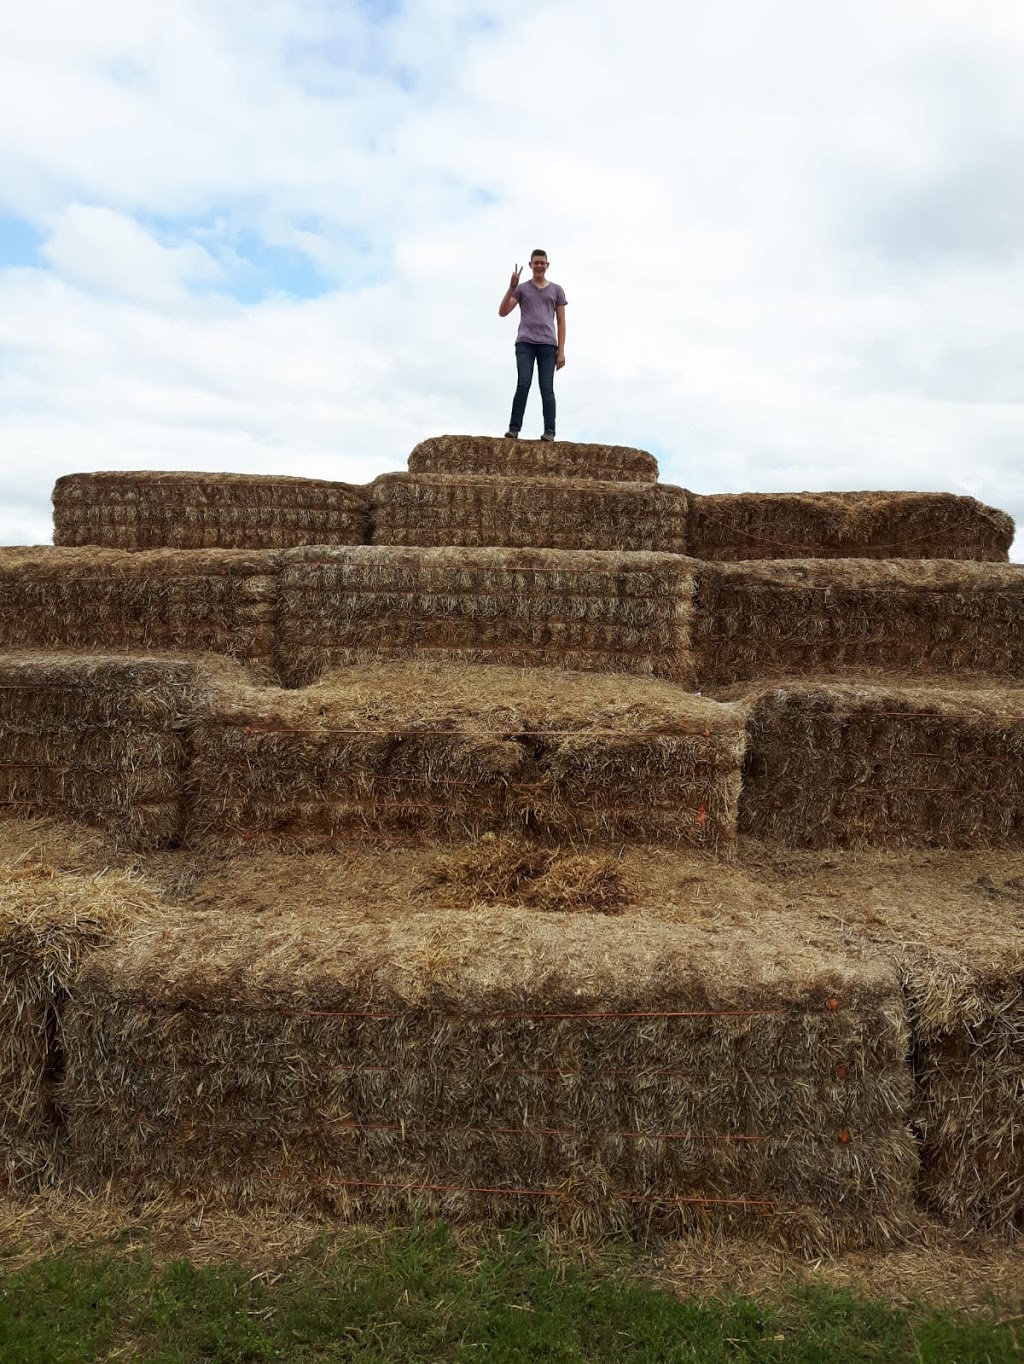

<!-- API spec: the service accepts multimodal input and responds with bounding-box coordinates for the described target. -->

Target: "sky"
[1,0,1022,558]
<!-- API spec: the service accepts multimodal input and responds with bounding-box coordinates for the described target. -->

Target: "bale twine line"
[316,1177,791,1211]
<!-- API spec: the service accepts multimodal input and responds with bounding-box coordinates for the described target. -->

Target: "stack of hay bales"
[0,855,162,1191]
[693,559,1024,686]
[0,548,279,676]
[62,909,916,1253]
[0,654,206,849]
[738,680,1024,848]
[687,491,1013,562]
[187,661,745,850]
[276,545,697,688]
[53,472,370,551]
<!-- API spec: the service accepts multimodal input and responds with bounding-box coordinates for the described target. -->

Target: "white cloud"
[0,0,1021,557]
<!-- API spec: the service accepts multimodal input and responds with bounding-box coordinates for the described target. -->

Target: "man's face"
[530,255,548,278]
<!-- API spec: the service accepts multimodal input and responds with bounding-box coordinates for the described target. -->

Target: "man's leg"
[536,344,557,437]
[508,343,536,435]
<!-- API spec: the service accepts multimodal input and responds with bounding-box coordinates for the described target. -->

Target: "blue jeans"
[509,342,557,435]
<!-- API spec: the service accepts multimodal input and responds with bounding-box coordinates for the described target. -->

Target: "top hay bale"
[53,471,370,552]
[687,491,1014,562]
[408,435,659,483]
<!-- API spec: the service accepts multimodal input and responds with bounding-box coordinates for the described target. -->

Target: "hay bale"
[693,558,1024,686]
[738,679,1024,849]
[0,652,218,850]
[687,491,1014,562]
[0,860,161,1192]
[902,944,1024,1234]
[408,435,660,483]
[62,908,916,1252]
[370,474,687,553]
[0,548,279,673]
[53,471,370,551]
[188,661,744,851]
[275,546,697,688]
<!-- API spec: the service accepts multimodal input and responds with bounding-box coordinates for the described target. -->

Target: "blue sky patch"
[0,216,42,269]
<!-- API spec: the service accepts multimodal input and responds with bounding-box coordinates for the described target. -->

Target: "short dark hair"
[530,249,547,260]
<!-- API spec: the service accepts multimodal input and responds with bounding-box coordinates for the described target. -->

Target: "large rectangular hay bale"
[53,471,370,551]
[0,862,159,1192]
[687,492,1014,562]
[188,661,744,850]
[275,546,697,688]
[0,548,279,673]
[693,559,1024,686]
[62,910,916,1252]
[902,944,1024,1234]
[0,653,210,849]
[738,680,1024,849]
[371,474,687,553]
[408,435,659,483]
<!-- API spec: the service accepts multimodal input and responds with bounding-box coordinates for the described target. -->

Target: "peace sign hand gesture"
[509,263,523,291]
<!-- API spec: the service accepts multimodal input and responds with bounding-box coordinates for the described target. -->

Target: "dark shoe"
[503,430,519,439]
[541,431,555,442]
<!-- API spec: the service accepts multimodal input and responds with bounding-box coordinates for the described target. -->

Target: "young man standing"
[498,250,566,441]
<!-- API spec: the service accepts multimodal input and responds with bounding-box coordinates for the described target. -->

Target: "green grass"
[0,1222,1019,1363]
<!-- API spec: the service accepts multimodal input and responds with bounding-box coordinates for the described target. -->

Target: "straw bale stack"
[0,653,213,849]
[0,548,279,673]
[53,471,370,551]
[687,491,1014,562]
[408,435,659,483]
[62,908,916,1252]
[0,860,161,1191]
[370,474,687,553]
[738,679,1024,849]
[693,558,1024,686]
[902,943,1024,1234]
[275,546,697,688]
[187,661,745,850]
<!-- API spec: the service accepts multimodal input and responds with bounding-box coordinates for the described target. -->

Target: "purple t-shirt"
[514,280,567,346]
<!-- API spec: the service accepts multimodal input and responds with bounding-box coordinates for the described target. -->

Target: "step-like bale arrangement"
[62,908,916,1253]
[694,559,1024,686]
[738,680,1024,848]
[53,472,370,551]
[371,474,687,553]
[0,860,160,1191]
[687,491,1014,562]
[407,435,660,483]
[187,662,745,850]
[0,654,206,849]
[0,548,279,674]
[903,941,1024,1234]
[275,546,697,688]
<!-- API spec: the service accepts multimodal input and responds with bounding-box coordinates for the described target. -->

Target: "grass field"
[0,1222,1019,1363]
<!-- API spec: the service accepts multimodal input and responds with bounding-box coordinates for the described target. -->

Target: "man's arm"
[555,304,566,368]
[499,264,522,316]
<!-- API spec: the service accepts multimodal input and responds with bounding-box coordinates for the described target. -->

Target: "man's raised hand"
[509,264,522,291]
